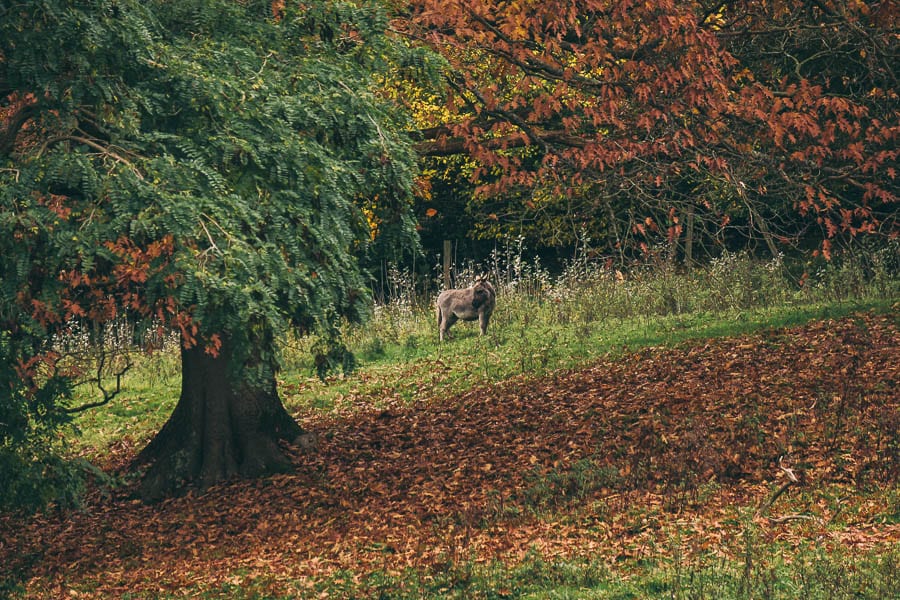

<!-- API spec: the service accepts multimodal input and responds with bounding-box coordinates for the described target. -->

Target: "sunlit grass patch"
[153,541,899,599]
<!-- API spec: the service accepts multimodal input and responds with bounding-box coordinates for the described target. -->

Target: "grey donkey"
[436,276,496,341]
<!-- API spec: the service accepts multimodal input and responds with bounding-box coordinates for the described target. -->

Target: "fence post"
[443,239,452,290]
[684,205,695,267]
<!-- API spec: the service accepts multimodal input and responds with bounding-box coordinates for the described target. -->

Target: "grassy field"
[73,249,898,454]
[4,251,899,599]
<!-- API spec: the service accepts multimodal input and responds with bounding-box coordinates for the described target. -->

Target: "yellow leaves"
[361,205,380,241]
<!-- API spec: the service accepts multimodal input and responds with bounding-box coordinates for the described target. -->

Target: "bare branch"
[755,456,800,518]
[65,353,132,414]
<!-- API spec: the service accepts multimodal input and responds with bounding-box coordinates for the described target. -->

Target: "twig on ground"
[756,456,800,518]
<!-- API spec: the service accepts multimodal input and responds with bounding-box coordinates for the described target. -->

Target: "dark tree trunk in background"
[134,342,306,502]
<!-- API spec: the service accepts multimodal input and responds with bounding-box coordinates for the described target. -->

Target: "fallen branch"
[767,514,817,524]
[756,456,799,518]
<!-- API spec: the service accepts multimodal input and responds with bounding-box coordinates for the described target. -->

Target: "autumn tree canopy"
[1,0,419,503]
[404,0,898,259]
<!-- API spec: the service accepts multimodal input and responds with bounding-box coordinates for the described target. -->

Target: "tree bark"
[133,341,306,502]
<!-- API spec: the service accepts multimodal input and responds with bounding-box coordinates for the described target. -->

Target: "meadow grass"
[267,248,899,423]
[334,541,900,600]
[116,533,900,599]
[71,249,899,454]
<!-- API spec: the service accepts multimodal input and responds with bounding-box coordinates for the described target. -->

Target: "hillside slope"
[2,312,898,597]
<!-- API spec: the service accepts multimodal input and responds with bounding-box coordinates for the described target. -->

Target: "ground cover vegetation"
[1,312,899,597]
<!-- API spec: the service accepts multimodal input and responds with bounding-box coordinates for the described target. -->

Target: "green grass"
[110,541,900,599]
[71,348,180,457]
[409,545,897,600]
[273,297,896,417]
[72,298,894,455]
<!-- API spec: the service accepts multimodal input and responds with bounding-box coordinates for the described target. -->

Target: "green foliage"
[2,0,419,359]
[2,0,420,510]
[0,330,79,512]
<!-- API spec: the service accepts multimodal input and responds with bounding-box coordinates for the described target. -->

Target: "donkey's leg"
[440,313,458,341]
[479,311,490,335]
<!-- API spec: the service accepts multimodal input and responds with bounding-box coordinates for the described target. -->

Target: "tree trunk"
[134,341,306,502]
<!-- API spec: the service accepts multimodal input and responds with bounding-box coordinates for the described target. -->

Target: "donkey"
[436,276,496,341]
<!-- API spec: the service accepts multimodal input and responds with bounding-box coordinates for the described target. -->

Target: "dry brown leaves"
[2,312,898,597]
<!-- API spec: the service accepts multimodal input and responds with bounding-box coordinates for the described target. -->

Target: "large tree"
[404,0,898,259]
[1,0,419,501]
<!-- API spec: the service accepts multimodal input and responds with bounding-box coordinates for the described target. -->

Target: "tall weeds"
[324,243,897,371]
